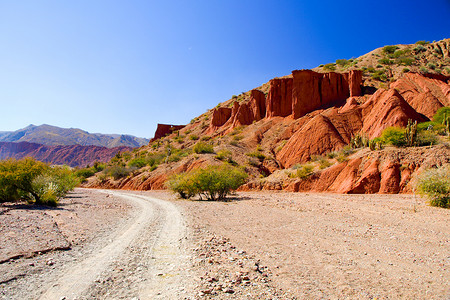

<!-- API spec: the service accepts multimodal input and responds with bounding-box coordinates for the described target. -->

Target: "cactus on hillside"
[405,119,418,147]
[443,112,450,136]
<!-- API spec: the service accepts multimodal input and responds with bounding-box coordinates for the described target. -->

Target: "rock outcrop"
[209,70,363,131]
[150,124,185,142]
[241,145,450,194]
[390,72,450,119]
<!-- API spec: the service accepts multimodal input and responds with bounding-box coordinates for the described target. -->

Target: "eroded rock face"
[361,88,427,138]
[391,72,450,119]
[276,114,348,167]
[249,89,266,121]
[266,78,293,118]
[210,70,364,130]
[349,70,363,97]
[277,86,428,168]
[151,124,185,142]
[211,107,232,127]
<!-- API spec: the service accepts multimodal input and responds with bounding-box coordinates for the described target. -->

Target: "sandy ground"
[148,190,450,299]
[1,189,449,299]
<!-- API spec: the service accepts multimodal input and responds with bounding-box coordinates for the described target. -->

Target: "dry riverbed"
[0,188,448,299]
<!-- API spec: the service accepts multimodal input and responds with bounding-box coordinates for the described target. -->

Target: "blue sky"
[0,0,449,138]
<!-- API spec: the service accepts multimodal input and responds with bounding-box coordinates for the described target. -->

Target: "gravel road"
[1,189,193,300]
[42,190,192,300]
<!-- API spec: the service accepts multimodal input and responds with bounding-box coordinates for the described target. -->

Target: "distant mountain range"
[0,141,130,167]
[0,124,149,148]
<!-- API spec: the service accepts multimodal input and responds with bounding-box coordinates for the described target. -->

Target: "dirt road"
[0,189,192,300]
[41,190,192,300]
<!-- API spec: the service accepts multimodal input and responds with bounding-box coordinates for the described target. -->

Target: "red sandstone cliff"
[150,124,185,142]
[209,70,363,132]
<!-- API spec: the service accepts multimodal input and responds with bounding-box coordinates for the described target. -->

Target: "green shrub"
[246,151,266,160]
[336,59,349,67]
[419,66,428,73]
[382,45,399,54]
[323,63,336,71]
[326,152,337,159]
[416,131,438,146]
[93,161,105,172]
[189,134,199,140]
[380,127,406,147]
[416,165,450,208]
[166,173,198,199]
[378,58,393,65]
[193,142,214,154]
[432,107,450,124]
[215,150,232,161]
[295,164,314,179]
[104,165,132,180]
[318,158,332,169]
[391,49,410,58]
[0,158,78,206]
[397,57,414,66]
[167,164,247,201]
[128,157,148,168]
[415,40,430,45]
[402,68,410,73]
[414,45,427,52]
[75,167,96,180]
[428,63,436,70]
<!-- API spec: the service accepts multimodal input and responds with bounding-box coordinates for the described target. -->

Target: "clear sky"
[1,0,449,138]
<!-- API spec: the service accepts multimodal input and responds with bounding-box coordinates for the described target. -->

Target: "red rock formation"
[151,124,185,142]
[210,107,232,127]
[348,70,363,97]
[249,89,266,121]
[379,161,401,194]
[361,88,427,138]
[348,160,381,194]
[277,86,427,168]
[232,102,254,127]
[276,114,348,167]
[210,70,363,132]
[0,141,131,167]
[266,78,293,118]
[391,72,450,119]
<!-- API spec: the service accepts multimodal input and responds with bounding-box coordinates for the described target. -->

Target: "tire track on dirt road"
[39,190,192,300]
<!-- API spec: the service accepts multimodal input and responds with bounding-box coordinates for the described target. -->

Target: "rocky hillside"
[0,141,130,167]
[84,39,450,194]
[0,124,149,148]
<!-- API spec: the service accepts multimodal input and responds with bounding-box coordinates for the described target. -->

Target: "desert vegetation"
[416,165,450,208]
[0,158,79,206]
[167,164,247,201]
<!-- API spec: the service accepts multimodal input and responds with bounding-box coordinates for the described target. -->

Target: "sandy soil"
[148,190,450,299]
[1,189,449,299]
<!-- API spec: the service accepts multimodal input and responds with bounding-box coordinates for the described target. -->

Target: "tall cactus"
[405,119,418,147]
[443,111,450,136]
